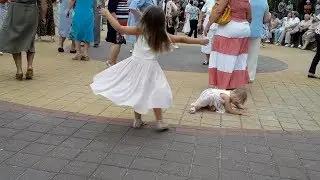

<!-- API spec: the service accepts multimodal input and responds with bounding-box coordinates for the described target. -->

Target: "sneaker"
[285,44,290,47]
[265,40,270,43]
[290,44,295,48]
[298,45,302,48]
[189,107,197,114]
[133,119,146,128]
[156,120,169,131]
[172,44,179,49]
[129,49,133,53]
[0,52,3,56]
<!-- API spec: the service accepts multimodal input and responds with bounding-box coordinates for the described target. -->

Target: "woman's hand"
[100,8,109,17]
[200,39,209,45]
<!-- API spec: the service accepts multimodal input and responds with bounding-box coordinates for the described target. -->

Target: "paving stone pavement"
[0,101,320,180]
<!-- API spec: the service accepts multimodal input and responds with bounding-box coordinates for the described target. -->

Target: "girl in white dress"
[92,6,208,131]
[189,88,248,115]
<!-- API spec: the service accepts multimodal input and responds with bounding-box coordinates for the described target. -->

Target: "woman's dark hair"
[190,0,193,5]
[138,6,171,53]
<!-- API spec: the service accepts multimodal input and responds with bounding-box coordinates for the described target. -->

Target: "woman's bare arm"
[39,0,48,21]
[101,8,139,35]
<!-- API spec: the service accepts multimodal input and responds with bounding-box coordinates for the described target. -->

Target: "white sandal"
[133,119,146,128]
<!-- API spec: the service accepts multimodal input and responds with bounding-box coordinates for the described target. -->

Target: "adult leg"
[247,38,261,82]
[133,111,145,128]
[153,108,168,131]
[26,51,35,79]
[278,30,286,45]
[58,36,66,52]
[94,12,101,47]
[188,20,194,37]
[83,42,90,61]
[70,40,76,52]
[12,53,23,80]
[284,30,292,45]
[308,33,320,77]
[107,43,121,65]
[194,20,198,38]
[72,40,82,60]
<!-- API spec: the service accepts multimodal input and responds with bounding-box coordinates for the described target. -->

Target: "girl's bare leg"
[72,41,82,60]
[59,36,65,48]
[153,108,169,131]
[133,111,145,128]
[13,53,22,74]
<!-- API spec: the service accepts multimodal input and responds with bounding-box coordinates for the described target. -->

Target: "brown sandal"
[81,55,90,61]
[25,69,33,80]
[72,54,82,61]
[15,73,23,81]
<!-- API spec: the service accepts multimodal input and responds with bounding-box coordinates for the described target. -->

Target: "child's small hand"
[100,8,109,17]
[200,39,209,45]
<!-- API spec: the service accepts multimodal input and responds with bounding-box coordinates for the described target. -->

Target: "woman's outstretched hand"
[100,8,109,17]
[200,39,209,45]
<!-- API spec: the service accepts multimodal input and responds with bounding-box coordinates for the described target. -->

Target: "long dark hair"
[138,6,171,53]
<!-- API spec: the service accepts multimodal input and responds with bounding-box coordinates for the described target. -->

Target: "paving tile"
[16,169,56,180]
[5,153,42,167]
[102,153,135,168]
[36,116,65,125]
[59,119,87,128]
[81,122,108,132]
[52,174,87,180]
[169,142,194,153]
[1,139,30,151]
[49,126,78,136]
[84,140,116,152]
[155,174,186,180]
[124,170,156,180]
[292,142,318,152]
[144,139,171,149]
[21,143,56,155]
[49,146,81,159]
[193,153,219,168]
[251,174,280,180]
[302,159,320,172]
[139,146,167,160]
[164,150,193,164]
[249,162,279,177]
[270,147,297,158]
[160,161,190,177]
[32,157,70,172]
[0,119,13,127]
[274,156,301,168]
[36,134,68,145]
[61,160,99,177]
[247,152,273,164]
[131,157,162,172]
[104,124,130,133]
[297,150,320,161]
[112,144,141,156]
[221,159,248,172]
[222,140,245,151]
[173,134,196,144]
[19,113,46,122]
[95,133,124,142]
[0,112,26,120]
[60,137,91,149]
[190,165,219,179]
[4,120,34,130]
[12,131,43,142]
[149,132,174,141]
[0,128,19,137]
[220,170,250,180]
[246,144,270,155]
[221,149,246,163]
[125,128,152,137]
[121,136,148,145]
[72,129,100,139]
[279,166,308,180]
[309,170,320,180]
[0,164,26,180]
[196,135,220,147]
[245,136,266,146]
[27,123,56,133]
[76,150,108,163]
[91,165,127,180]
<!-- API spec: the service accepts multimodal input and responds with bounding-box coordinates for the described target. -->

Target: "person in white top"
[182,0,191,34]
[93,6,208,131]
[198,0,217,65]
[277,11,300,46]
[285,14,312,47]
[189,88,248,115]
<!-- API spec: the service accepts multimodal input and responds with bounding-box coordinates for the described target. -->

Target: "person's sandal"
[81,55,90,61]
[156,120,169,132]
[25,69,33,80]
[308,73,320,79]
[72,54,82,61]
[133,119,147,128]
[70,50,77,54]
[15,73,23,81]
[202,60,209,65]
[58,47,64,53]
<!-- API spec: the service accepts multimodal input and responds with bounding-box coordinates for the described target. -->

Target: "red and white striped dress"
[208,0,250,89]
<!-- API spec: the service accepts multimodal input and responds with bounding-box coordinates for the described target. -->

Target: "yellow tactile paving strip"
[0,41,320,132]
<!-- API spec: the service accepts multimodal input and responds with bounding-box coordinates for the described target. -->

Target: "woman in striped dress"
[204,0,251,90]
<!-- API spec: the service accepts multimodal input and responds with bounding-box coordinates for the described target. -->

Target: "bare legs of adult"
[83,42,90,61]
[106,44,121,67]
[12,53,23,80]
[203,54,210,65]
[26,51,34,79]
[153,108,169,131]
[73,41,82,60]
[59,37,76,53]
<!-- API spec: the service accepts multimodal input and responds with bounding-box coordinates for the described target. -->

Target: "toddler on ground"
[189,88,248,115]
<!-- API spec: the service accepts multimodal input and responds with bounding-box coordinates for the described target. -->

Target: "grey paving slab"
[49,146,82,159]
[12,131,43,142]
[164,150,193,164]
[1,139,31,152]
[32,157,70,172]
[302,159,320,172]
[60,137,92,149]
[121,136,148,145]
[156,173,187,180]
[4,120,34,130]
[249,162,279,177]
[102,153,135,168]
[36,134,68,145]
[130,157,162,172]
[190,165,219,179]
[220,170,250,180]
[81,122,108,132]
[0,128,19,137]
[61,160,99,177]
[59,119,87,128]
[112,144,142,156]
[139,146,167,160]
[52,174,87,180]
[49,126,78,136]
[124,170,156,180]
[27,123,57,133]
[20,143,56,156]
[91,165,127,180]
[84,140,116,152]
[0,165,26,180]
[75,150,108,163]
[0,150,15,162]
[0,111,26,120]
[160,161,190,177]
[19,113,47,122]
[169,142,195,153]
[5,153,42,167]
[36,116,65,125]
[72,129,101,139]
[309,170,320,180]
[16,169,56,180]
[279,166,309,180]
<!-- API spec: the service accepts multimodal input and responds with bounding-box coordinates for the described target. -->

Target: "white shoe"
[172,44,179,49]
[129,49,133,53]
[133,119,146,128]
[298,45,302,48]
[0,52,3,56]
[265,40,270,43]
[189,107,196,114]
[156,120,169,131]
[106,60,112,68]
[290,44,295,48]
[285,44,290,47]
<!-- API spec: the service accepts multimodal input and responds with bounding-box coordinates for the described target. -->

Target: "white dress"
[90,36,173,115]
[182,3,191,34]
[191,88,230,113]
[201,0,217,54]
